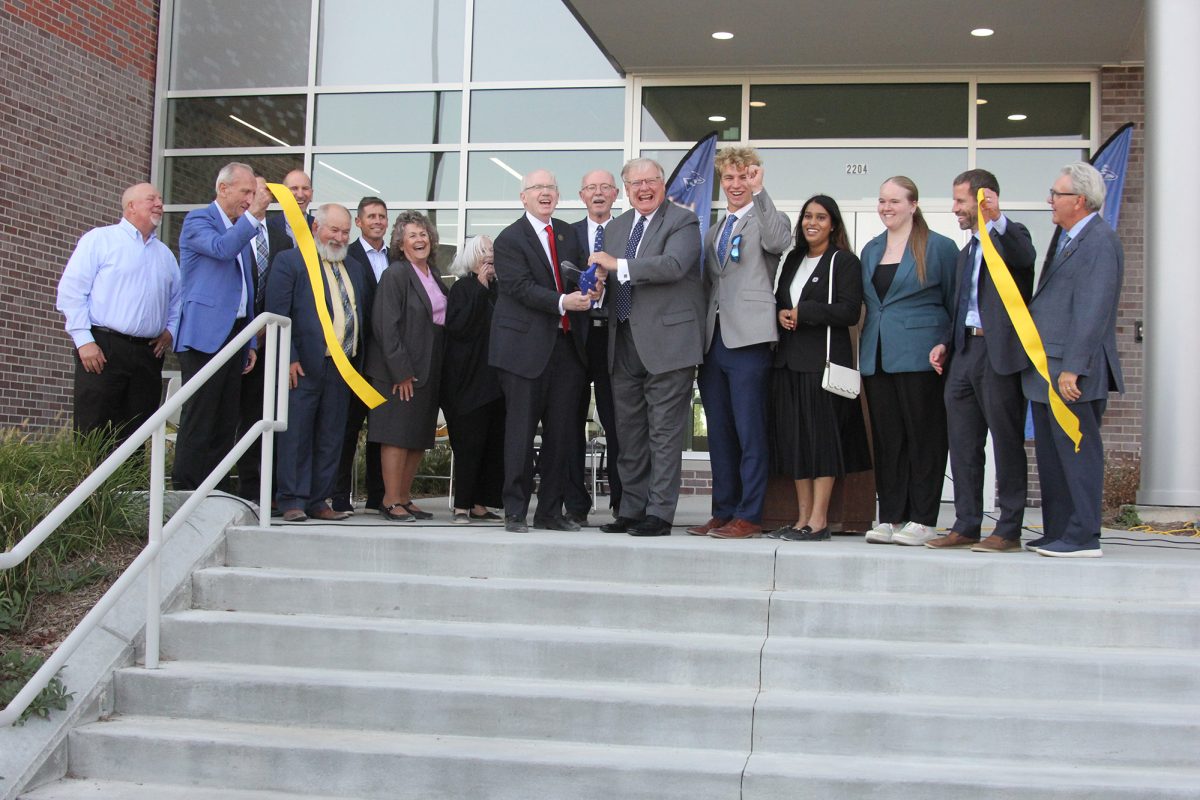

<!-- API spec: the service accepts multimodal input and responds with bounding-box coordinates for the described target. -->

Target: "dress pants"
[73,327,163,450]
[697,321,770,523]
[276,357,350,514]
[497,332,585,522]
[332,393,384,510]
[944,336,1027,539]
[448,397,505,510]
[863,369,947,526]
[1030,398,1106,547]
[611,321,695,523]
[172,325,245,491]
[564,319,622,515]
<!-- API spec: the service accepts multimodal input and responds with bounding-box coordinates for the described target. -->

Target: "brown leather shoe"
[925,531,979,549]
[708,518,761,539]
[309,508,352,521]
[281,509,307,523]
[687,516,731,536]
[971,534,1023,553]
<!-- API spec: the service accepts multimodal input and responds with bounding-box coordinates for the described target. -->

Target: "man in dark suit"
[564,169,622,522]
[173,162,271,491]
[488,169,594,532]
[590,158,705,537]
[331,196,390,513]
[266,168,314,250]
[927,169,1036,553]
[1021,162,1124,558]
[266,204,371,523]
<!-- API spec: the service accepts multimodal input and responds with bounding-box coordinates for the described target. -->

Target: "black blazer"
[345,238,384,292]
[442,274,503,416]
[365,259,448,386]
[265,249,371,374]
[773,247,864,373]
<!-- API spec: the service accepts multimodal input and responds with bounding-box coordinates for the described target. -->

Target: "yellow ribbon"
[266,184,386,409]
[976,189,1080,451]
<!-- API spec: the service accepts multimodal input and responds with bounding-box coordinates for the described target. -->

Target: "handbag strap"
[824,251,837,364]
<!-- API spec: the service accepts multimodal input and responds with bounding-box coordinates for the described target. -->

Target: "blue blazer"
[859,229,959,375]
[265,248,371,377]
[176,202,259,355]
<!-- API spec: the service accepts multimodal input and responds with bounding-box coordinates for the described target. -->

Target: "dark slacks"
[73,328,163,449]
[448,397,505,510]
[944,337,1027,539]
[863,369,948,526]
[497,333,585,521]
[172,326,245,491]
[332,393,384,511]
[276,357,350,513]
[564,320,622,515]
[1031,397,1106,547]
[697,323,771,523]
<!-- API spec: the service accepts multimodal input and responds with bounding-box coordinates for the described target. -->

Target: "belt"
[964,326,985,337]
[92,326,153,346]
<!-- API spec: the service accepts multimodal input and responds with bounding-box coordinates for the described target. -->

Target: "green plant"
[0,649,74,725]
[1113,504,1142,528]
[411,443,452,497]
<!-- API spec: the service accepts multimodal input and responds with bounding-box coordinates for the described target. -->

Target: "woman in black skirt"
[768,194,871,540]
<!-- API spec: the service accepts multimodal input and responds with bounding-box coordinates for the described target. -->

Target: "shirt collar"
[118,216,157,243]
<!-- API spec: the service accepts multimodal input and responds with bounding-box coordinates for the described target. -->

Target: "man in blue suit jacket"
[1022,162,1124,558]
[266,204,371,522]
[172,162,271,491]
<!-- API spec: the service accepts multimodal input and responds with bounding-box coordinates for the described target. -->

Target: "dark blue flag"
[665,131,718,270]
[1092,122,1134,230]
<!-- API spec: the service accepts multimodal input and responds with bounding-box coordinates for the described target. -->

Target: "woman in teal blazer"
[859,176,959,546]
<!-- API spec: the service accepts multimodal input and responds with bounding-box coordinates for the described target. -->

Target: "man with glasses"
[590,158,705,537]
[488,170,593,532]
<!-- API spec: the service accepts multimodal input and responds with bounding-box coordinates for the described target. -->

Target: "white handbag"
[820,252,862,399]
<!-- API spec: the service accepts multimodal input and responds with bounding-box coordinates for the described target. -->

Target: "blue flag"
[1091,122,1134,230]
[665,131,718,270]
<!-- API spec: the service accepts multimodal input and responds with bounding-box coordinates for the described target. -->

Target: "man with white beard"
[265,203,372,522]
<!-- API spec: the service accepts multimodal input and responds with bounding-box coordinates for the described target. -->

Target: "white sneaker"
[865,522,898,544]
[892,521,938,546]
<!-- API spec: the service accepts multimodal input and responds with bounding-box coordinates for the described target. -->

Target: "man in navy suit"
[266,169,314,251]
[266,204,371,523]
[1022,162,1124,558]
[927,169,1036,553]
[172,162,271,491]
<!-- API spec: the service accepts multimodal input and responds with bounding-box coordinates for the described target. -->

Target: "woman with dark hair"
[442,235,505,524]
[859,176,959,546]
[768,195,871,541]
[365,211,448,522]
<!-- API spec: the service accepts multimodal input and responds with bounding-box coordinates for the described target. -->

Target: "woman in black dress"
[768,194,871,541]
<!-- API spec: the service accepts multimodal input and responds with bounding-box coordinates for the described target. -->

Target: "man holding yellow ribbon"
[1022,162,1125,558]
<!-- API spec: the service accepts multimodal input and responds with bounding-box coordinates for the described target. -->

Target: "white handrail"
[0,313,291,726]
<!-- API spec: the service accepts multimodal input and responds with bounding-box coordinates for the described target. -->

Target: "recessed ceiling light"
[749,100,767,108]
[1007,113,1027,121]
[971,27,994,37]
[711,31,734,40]
[708,115,727,122]
[976,98,988,105]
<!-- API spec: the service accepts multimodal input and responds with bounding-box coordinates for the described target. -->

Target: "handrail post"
[259,321,277,528]
[145,423,165,669]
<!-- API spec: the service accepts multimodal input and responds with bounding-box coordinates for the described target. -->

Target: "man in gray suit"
[1022,161,1124,558]
[591,158,704,536]
[690,147,791,540]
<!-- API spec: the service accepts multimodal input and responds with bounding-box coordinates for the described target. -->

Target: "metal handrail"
[0,313,292,726]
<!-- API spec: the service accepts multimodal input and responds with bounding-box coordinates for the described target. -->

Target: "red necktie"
[545,224,570,333]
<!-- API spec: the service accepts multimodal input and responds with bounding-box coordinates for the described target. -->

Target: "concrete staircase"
[21,523,1200,799]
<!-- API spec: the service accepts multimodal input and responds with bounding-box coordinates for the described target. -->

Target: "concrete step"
[113,661,754,750]
[191,565,770,636]
[159,609,765,687]
[760,635,1200,704]
[742,751,1200,800]
[751,689,1199,768]
[21,780,362,800]
[64,716,747,800]
[769,589,1200,648]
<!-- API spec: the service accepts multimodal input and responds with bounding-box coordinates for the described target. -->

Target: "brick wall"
[0,1,158,430]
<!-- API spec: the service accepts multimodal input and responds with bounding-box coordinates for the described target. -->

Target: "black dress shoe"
[505,515,529,533]
[534,515,581,532]
[563,510,591,527]
[629,515,672,536]
[600,516,642,533]
[330,497,354,513]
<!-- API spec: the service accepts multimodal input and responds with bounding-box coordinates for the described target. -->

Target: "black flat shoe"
[600,516,642,533]
[469,510,502,521]
[380,503,415,522]
[400,501,434,520]
[782,526,830,541]
[534,515,582,532]
[505,515,529,533]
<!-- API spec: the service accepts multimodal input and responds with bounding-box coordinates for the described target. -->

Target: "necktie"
[254,227,270,307]
[955,238,978,351]
[717,213,738,263]
[545,225,569,333]
[615,216,645,323]
[326,260,355,355]
[1057,232,1072,257]
[593,223,604,254]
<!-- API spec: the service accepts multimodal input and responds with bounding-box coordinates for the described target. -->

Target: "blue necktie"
[717,213,737,263]
[593,223,604,254]
[615,216,645,322]
[1057,231,1072,258]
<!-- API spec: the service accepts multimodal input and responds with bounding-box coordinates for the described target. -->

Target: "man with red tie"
[488,169,594,532]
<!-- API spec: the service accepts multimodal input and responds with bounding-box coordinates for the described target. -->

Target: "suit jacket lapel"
[520,217,555,283]
[402,261,434,319]
[1037,218,1091,295]
[884,248,918,304]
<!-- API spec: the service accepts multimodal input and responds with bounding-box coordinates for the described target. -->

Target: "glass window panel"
[315,92,460,145]
[472,0,617,81]
[318,0,464,85]
[749,84,968,139]
[167,96,307,149]
[977,83,1090,140]
[163,155,304,205]
[465,209,585,239]
[975,149,1089,202]
[159,212,187,256]
[169,0,312,90]
[470,89,623,143]
[755,148,968,206]
[467,151,623,201]
[641,86,741,142]
[313,153,460,204]
[1007,210,1057,286]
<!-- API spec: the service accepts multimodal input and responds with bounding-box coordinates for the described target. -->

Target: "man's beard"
[315,239,348,262]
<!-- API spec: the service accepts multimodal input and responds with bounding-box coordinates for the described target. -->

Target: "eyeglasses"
[523,183,558,192]
[625,177,663,189]
[1048,189,1079,200]
[581,183,617,193]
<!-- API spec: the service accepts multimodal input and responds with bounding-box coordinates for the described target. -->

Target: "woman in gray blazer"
[859,176,959,546]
